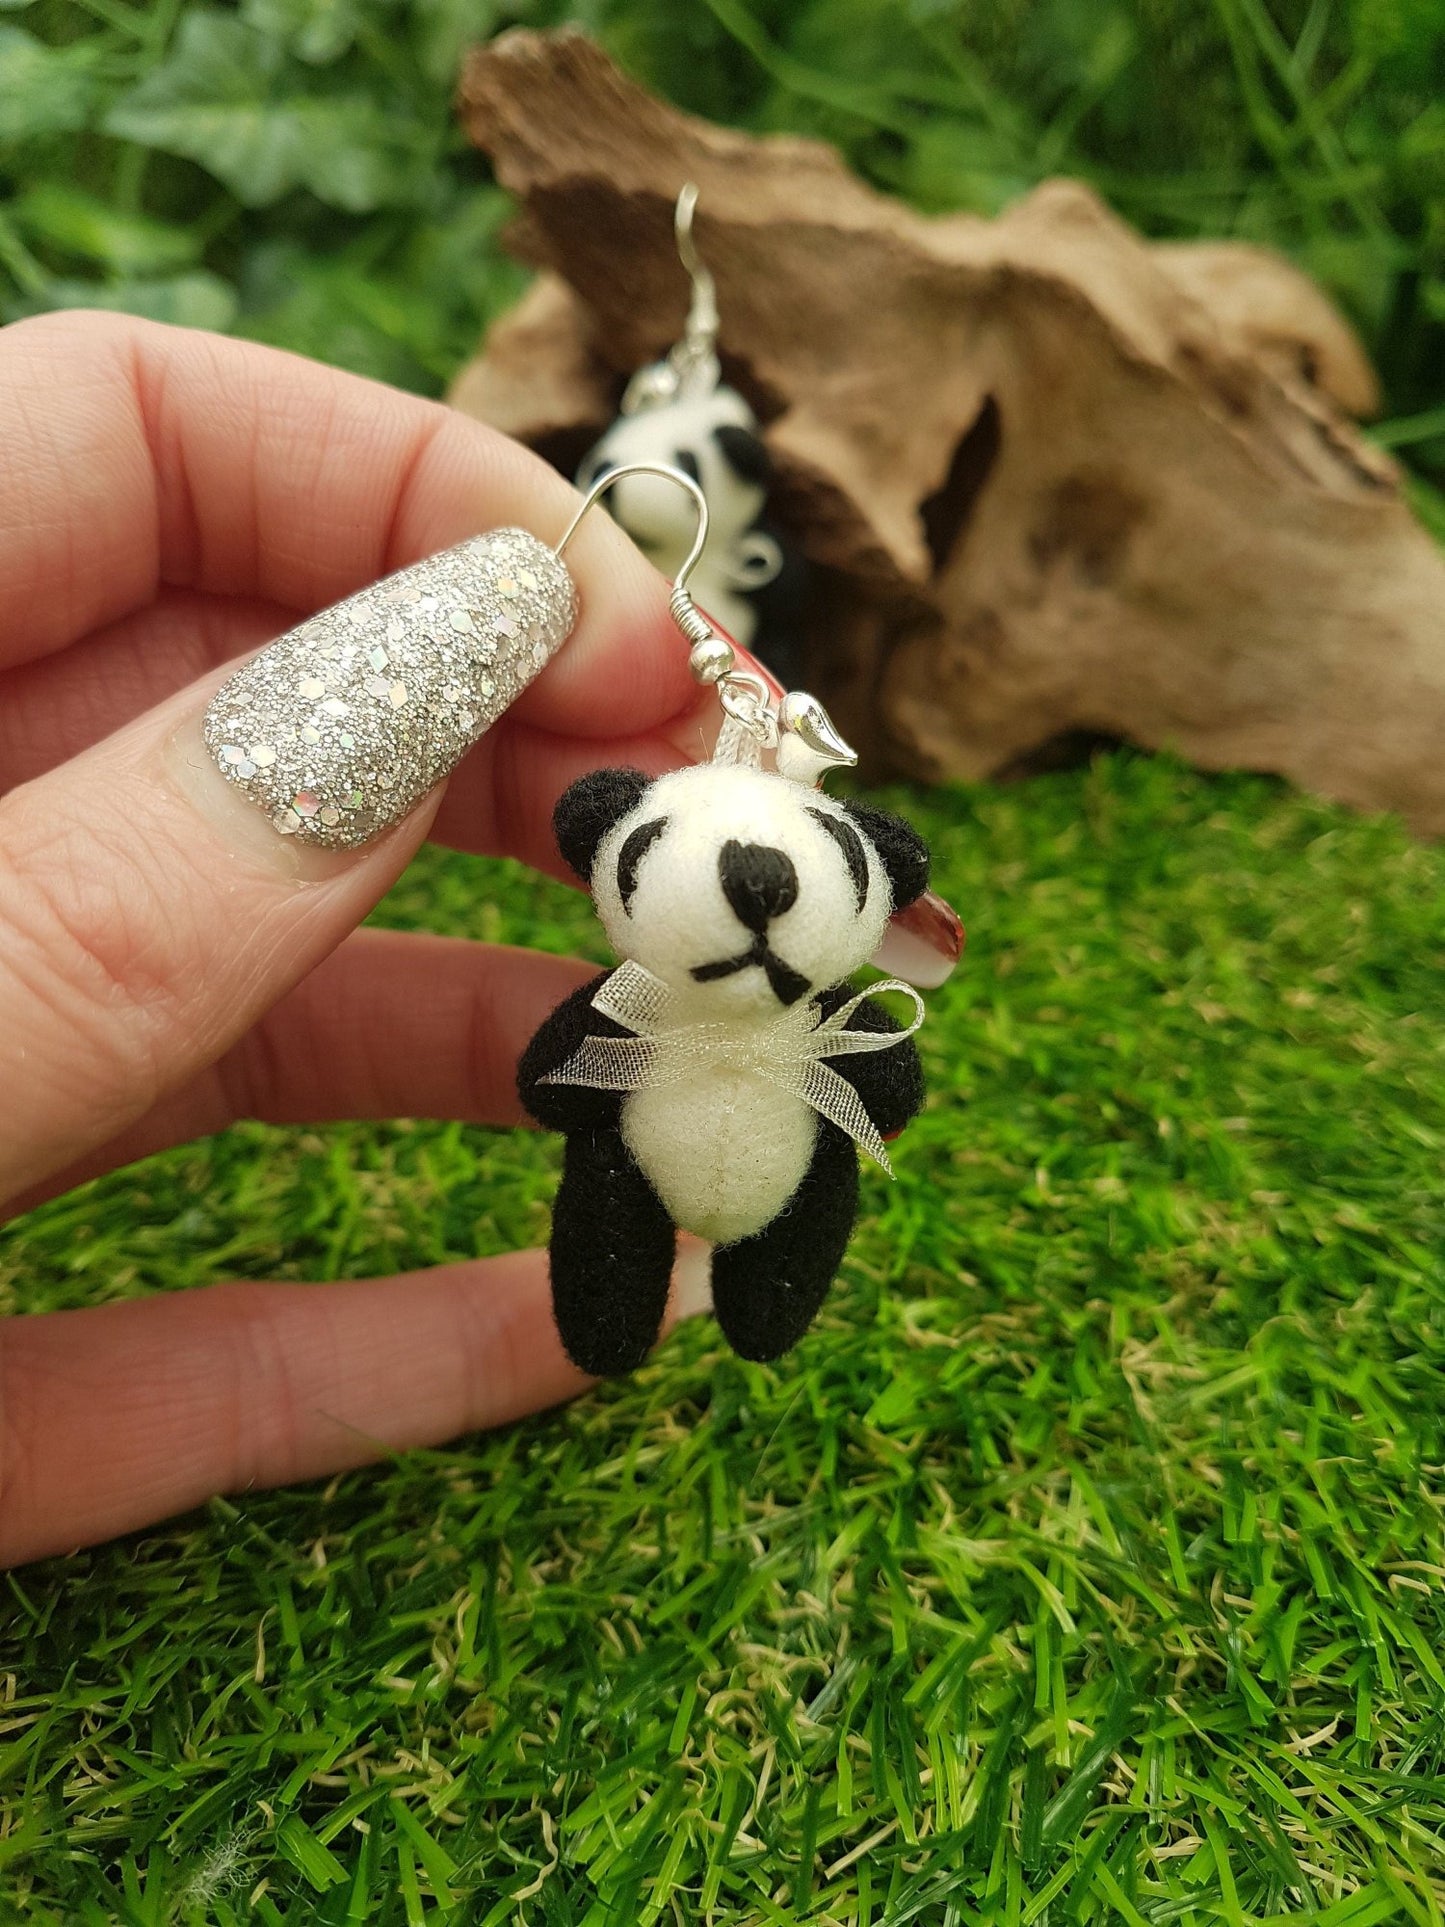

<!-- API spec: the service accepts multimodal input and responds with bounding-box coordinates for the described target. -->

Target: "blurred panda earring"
[574,185,805,682]
[526,461,936,1376]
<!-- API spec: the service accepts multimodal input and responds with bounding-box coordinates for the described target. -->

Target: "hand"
[0,312,716,1567]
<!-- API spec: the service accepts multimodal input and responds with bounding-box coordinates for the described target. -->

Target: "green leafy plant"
[1,0,1442,451]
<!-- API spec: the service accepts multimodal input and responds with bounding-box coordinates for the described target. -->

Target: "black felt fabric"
[808,807,869,911]
[713,422,771,485]
[692,932,811,1007]
[521,972,926,1367]
[746,522,809,688]
[841,799,931,910]
[553,767,651,882]
[516,971,630,1133]
[718,839,800,930]
[523,769,931,1367]
[617,815,668,909]
[549,1125,677,1375]
[521,970,674,1373]
[711,1122,858,1361]
[814,984,927,1136]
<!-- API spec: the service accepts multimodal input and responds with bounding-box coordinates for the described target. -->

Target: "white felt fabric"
[624,1071,816,1245]
[588,762,895,1241]
[592,764,893,1020]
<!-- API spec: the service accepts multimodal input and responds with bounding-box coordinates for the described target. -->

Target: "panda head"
[554,763,930,1018]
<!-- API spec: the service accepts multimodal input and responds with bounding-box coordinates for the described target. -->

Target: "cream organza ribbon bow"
[542,958,925,1174]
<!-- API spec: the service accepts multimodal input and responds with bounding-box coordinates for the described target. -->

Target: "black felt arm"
[517,972,631,1132]
[815,985,926,1138]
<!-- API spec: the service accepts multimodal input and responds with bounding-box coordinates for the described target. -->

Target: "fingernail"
[202,529,576,848]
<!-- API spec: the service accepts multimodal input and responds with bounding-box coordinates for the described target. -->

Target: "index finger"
[0,310,696,737]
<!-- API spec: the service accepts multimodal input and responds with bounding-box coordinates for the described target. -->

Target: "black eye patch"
[577,452,616,492]
[617,816,668,910]
[713,422,771,485]
[808,807,869,913]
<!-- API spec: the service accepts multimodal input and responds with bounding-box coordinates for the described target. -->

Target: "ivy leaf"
[239,0,364,67]
[879,117,1036,216]
[13,183,201,274]
[0,26,101,141]
[237,237,437,387]
[104,11,437,211]
[233,186,523,391]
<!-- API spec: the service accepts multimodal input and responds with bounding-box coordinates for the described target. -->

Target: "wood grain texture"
[453,28,1445,832]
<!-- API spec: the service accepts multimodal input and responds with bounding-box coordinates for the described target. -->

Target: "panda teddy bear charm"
[519,760,929,1372]
[518,462,935,1376]
[573,185,806,684]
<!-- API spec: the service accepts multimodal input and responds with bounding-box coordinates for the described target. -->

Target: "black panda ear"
[554,768,652,883]
[841,800,931,910]
[713,424,771,486]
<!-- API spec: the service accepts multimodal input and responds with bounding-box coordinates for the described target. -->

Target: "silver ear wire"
[673,183,720,387]
[556,458,710,575]
[621,182,722,413]
[553,458,856,782]
[556,459,726,686]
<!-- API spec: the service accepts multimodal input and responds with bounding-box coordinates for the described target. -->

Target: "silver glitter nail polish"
[202,529,576,848]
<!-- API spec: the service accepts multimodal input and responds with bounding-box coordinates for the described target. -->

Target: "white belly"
[622,1071,816,1245]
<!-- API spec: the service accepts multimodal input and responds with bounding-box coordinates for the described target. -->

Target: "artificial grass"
[3,752,1444,1923]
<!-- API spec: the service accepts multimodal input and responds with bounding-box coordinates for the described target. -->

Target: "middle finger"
[3,926,597,1217]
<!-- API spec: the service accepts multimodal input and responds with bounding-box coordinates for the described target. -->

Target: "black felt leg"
[549,1128,676,1377]
[710,1125,859,1362]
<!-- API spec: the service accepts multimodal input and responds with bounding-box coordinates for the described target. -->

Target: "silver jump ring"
[719,670,775,742]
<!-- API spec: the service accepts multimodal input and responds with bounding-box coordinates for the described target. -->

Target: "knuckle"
[0,793,198,1110]
[0,312,155,653]
[3,306,138,361]
[207,1282,306,1493]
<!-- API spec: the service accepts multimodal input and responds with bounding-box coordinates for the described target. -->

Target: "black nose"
[719,840,799,930]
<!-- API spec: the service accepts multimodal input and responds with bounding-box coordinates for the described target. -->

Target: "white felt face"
[592,764,894,1016]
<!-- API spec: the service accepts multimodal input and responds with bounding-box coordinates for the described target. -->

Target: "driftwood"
[454,28,1445,832]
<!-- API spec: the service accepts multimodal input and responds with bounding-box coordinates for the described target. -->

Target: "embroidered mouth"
[692,937,811,1007]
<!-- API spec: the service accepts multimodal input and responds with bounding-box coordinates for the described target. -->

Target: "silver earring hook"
[554,459,710,592]
[620,183,722,413]
[551,459,856,783]
[554,458,755,702]
[674,182,719,376]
